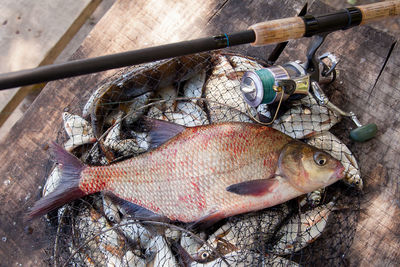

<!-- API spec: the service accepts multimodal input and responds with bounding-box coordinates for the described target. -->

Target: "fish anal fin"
[104,192,169,222]
[226,177,279,196]
[142,116,186,149]
[188,210,224,231]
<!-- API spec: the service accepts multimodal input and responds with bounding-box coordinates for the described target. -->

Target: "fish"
[28,119,344,224]
[183,71,206,99]
[192,205,290,263]
[87,53,211,138]
[102,194,121,223]
[190,250,299,267]
[180,232,206,256]
[204,55,254,123]
[116,217,153,249]
[272,93,341,139]
[162,101,209,127]
[146,235,178,267]
[121,250,146,267]
[306,131,363,189]
[270,201,335,255]
[62,112,96,152]
[123,92,153,126]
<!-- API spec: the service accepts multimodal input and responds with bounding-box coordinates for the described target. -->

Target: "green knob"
[350,123,377,142]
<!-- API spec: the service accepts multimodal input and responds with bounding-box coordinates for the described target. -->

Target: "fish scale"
[80,123,294,222]
[29,121,344,223]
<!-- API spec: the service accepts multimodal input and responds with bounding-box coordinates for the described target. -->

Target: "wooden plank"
[0,0,102,128]
[0,0,225,265]
[278,1,400,265]
[0,1,307,265]
[0,0,398,265]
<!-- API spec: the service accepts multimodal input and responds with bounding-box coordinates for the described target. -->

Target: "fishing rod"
[0,0,398,90]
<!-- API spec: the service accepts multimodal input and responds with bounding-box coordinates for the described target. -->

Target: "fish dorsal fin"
[226,176,279,196]
[142,116,186,149]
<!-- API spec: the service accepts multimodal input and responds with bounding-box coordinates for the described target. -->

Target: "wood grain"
[0,0,101,128]
[0,0,398,265]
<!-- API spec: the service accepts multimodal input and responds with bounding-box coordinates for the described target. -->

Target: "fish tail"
[27,142,87,219]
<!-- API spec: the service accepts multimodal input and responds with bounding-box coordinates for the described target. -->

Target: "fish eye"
[200,251,210,259]
[313,152,327,166]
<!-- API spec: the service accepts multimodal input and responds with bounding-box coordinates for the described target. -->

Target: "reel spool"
[240,62,310,107]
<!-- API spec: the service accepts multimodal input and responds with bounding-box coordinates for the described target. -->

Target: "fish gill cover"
[41,51,361,266]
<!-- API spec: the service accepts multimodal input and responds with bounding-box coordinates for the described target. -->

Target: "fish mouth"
[331,162,345,181]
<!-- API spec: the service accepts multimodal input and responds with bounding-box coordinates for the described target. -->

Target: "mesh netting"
[41,51,361,266]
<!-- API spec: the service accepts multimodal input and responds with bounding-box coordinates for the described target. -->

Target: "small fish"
[305,188,325,207]
[146,235,178,267]
[306,131,363,189]
[204,55,253,123]
[102,194,121,223]
[163,101,209,127]
[117,217,153,249]
[103,114,149,157]
[88,53,211,137]
[123,92,153,125]
[272,93,341,139]
[190,250,295,267]
[271,201,335,255]
[156,85,178,112]
[121,250,146,267]
[227,55,264,73]
[62,112,96,152]
[180,232,205,256]
[193,205,290,263]
[28,120,344,224]
[183,71,206,98]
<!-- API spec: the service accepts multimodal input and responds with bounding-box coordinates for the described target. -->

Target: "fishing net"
[41,51,361,266]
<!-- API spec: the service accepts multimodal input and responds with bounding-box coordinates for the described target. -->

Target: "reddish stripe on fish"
[28,121,344,223]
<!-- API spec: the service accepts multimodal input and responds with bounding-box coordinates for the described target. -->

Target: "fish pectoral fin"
[142,116,186,149]
[226,177,279,196]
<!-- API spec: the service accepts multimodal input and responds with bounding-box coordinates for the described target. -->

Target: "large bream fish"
[28,119,344,223]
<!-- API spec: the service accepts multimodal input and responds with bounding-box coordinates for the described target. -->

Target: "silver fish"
[271,201,335,255]
[183,70,206,98]
[272,93,341,139]
[124,92,153,125]
[62,112,96,152]
[204,55,253,123]
[227,55,264,73]
[120,250,146,267]
[117,218,153,249]
[102,194,121,223]
[306,131,362,189]
[194,205,290,263]
[103,114,149,157]
[146,235,177,267]
[180,232,205,256]
[190,250,298,267]
[163,101,209,126]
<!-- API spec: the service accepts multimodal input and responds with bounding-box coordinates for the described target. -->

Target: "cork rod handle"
[357,0,400,24]
[249,0,400,46]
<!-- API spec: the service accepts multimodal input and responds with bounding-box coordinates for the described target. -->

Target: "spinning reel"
[240,34,377,142]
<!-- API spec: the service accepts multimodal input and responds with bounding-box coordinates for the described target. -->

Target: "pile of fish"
[43,52,361,266]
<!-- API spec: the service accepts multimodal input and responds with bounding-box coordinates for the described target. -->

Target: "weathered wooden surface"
[278,1,400,265]
[0,0,101,129]
[0,0,398,265]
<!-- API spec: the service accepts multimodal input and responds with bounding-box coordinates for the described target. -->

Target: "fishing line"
[245,87,284,125]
